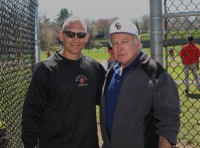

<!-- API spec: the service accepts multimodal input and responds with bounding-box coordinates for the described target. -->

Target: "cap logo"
[115,22,121,30]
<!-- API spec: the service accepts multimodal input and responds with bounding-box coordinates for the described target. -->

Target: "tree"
[40,16,53,51]
[132,18,140,34]
[57,8,72,25]
[140,15,150,33]
[95,18,117,38]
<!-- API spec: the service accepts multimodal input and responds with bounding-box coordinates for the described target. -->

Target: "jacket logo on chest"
[76,75,88,86]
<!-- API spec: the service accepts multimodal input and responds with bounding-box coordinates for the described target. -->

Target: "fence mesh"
[164,0,200,147]
[0,0,36,147]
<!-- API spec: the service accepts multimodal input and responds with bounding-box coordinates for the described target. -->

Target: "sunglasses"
[62,31,87,39]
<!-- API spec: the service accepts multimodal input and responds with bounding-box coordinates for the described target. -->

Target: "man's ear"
[136,36,141,49]
[85,33,90,43]
[58,31,63,42]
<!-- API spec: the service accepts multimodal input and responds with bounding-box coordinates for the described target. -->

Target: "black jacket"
[22,52,105,148]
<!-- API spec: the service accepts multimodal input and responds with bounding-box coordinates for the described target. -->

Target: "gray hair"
[61,16,87,32]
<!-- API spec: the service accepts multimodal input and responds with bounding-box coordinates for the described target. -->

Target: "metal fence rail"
[164,0,200,147]
[0,0,36,147]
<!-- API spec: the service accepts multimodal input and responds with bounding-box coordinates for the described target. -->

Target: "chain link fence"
[164,0,200,147]
[0,0,36,147]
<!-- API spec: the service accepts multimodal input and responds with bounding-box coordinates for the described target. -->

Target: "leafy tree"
[132,18,140,34]
[139,15,150,33]
[40,16,53,51]
[57,8,72,24]
[95,18,117,38]
[40,23,53,51]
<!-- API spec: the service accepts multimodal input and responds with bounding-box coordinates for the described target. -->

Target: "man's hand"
[159,136,173,148]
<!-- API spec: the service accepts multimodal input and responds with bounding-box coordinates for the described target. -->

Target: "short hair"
[62,16,87,32]
[188,35,194,41]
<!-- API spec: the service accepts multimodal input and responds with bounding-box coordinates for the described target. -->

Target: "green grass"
[40,48,110,63]
[93,30,200,42]
[82,48,109,63]
[40,51,55,61]
[0,121,6,129]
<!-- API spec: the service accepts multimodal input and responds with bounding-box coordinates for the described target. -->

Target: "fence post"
[35,0,40,63]
[150,0,163,65]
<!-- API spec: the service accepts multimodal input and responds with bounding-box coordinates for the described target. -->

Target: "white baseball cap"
[104,18,139,39]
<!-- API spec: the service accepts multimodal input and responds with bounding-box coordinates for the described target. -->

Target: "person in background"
[169,48,174,60]
[16,51,21,63]
[101,45,115,71]
[47,50,51,57]
[21,16,105,148]
[180,35,200,94]
[100,18,180,148]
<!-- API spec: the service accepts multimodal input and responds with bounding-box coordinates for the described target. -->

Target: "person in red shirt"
[16,51,21,63]
[169,48,174,60]
[47,50,51,58]
[180,35,200,93]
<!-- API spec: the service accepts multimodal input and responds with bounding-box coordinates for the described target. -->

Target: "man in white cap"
[100,18,180,148]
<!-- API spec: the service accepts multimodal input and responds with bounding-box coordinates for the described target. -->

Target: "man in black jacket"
[21,16,105,148]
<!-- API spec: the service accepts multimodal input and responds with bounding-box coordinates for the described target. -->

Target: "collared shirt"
[105,52,143,139]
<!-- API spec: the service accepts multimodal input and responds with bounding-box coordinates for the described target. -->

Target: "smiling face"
[59,22,89,60]
[110,33,141,68]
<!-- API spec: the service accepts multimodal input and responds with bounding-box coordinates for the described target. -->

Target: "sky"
[38,0,149,21]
